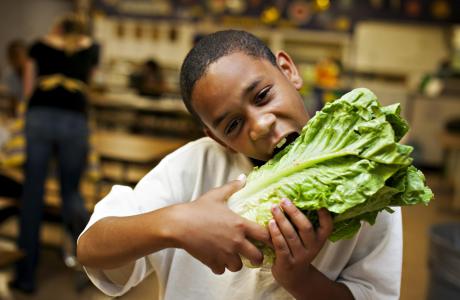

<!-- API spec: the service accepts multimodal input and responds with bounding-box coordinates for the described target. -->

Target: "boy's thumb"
[221,173,246,200]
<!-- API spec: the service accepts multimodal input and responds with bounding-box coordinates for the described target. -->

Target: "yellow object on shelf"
[314,57,340,89]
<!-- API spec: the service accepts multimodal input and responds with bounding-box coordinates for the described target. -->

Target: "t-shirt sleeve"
[78,156,183,297]
[78,139,241,297]
[78,185,155,297]
[337,208,403,300]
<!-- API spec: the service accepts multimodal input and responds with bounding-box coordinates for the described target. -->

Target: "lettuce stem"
[236,150,356,200]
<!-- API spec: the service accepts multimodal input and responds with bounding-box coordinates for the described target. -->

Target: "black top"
[28,40,99,115]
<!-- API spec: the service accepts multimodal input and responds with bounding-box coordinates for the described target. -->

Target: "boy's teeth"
[276,138,287,149]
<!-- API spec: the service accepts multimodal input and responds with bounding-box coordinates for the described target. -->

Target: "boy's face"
[192,51,309,161]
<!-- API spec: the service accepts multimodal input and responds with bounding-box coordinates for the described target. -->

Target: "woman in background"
[10,13,99,293]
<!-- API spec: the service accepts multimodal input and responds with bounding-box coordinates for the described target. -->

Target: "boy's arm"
[269,199,354,300]
[78,178,271,273]
[77,208,177,270]
[288,267,353,300]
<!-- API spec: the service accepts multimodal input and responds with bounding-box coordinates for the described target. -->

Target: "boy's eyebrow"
[242,77,262,99]
[212,112,229,128]
[212,77,263,129]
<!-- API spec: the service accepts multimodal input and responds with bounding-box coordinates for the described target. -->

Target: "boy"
[77,30,402,299]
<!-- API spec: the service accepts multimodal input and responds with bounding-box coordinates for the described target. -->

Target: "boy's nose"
[249,113,276,141]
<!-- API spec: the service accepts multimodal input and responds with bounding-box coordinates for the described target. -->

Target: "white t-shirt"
[80,137,402,300]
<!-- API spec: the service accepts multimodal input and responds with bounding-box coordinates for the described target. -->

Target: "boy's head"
[180,30,309,161]
[180,30,276,115]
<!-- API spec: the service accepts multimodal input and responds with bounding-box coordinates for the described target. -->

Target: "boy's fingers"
[280,199,315,252]
[268,219,291,260]
[316,208,333,243]
[225,255,243,272]
[238,240,264,267]
[210,264,226,275]
[244,220,271,246]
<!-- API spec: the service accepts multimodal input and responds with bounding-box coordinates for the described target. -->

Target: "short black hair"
[179,30,277,122]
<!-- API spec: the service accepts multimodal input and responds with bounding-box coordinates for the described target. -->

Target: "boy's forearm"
[77,206,179,270]
[291,266,354,300]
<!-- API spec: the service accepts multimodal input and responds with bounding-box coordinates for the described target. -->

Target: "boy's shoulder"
[161,137,232,167]
[167,136,225,158]
[160,136,251,173]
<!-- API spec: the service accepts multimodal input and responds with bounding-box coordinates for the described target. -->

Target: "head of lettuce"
[227,88,433,265]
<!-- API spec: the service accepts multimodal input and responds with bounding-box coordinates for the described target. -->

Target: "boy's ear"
[275,50,303,90]
[203,127,237,153]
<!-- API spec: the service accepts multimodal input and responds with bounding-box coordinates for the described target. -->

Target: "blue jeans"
[15,107,90,287]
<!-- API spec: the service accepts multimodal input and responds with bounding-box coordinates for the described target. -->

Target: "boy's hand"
[171,178,270,275]
[269,199,333,298]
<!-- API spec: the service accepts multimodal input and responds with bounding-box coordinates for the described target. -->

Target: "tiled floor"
[0,171,458,300]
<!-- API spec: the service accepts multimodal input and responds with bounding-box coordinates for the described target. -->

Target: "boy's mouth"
[271,132,299,158]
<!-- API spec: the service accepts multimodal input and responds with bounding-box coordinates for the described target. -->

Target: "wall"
[353,21,450,77]
[93,15,194,68]
[0,0,73,70]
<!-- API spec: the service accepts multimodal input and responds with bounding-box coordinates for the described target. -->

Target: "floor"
[0,171,458,300]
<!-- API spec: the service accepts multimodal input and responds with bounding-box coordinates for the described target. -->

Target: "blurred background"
[0,0,459,299]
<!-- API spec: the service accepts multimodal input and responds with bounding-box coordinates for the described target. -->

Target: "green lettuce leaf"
[227,88,433,266]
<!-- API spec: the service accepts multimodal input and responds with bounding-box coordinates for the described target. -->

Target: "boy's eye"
[255,87,271,105]
[224,118,242,135]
